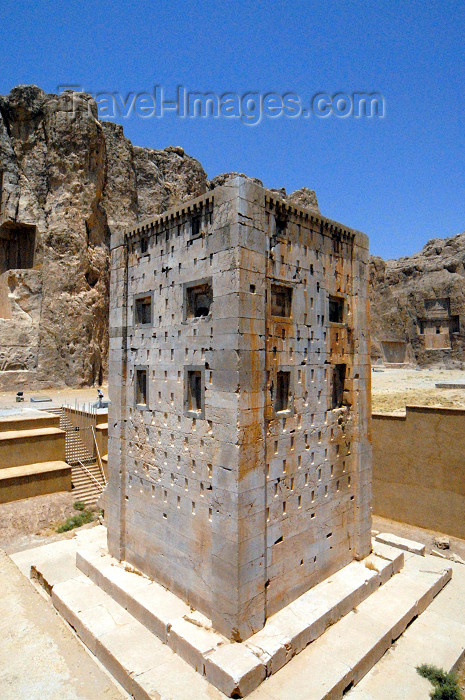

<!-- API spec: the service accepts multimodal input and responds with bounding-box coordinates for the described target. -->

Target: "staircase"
[71,463,106,508]
[57,407,107,508]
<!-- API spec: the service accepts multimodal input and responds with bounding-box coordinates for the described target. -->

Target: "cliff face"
[370,233,465,367]
[0,86,207,389]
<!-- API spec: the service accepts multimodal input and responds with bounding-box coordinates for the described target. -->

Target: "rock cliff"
[370,233,465,367]
[0,86,207,389]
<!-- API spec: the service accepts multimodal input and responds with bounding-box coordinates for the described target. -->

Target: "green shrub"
[56,508,96,533]
[73,500,86,511]
[417,664,462,700]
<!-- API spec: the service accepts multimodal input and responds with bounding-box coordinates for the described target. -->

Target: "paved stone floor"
[0,548,127,700]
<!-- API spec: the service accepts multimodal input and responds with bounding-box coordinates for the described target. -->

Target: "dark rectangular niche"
[275,370,291,412]
[0,222,36,274]
[184,279,212,319]
[329,296,345,324]
[135,368,148,407]
[331,364,346,409]
[271,284,292,318]
[135,294,153,326]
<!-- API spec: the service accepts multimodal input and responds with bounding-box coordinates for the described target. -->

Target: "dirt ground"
[372,514,465,566]
[371,367,465,413]
[0,491,79,553]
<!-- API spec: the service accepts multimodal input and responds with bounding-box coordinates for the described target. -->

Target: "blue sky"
[1,0,464,258]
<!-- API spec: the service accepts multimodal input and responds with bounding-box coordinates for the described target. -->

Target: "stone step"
[19,527,455,699]
[0,426,64,442]
[72,480,105,490]
[72,543,402,696]
[71,463,104,473]
[72,464,103,472]
[72,480,105,506]
[72,478,105,488]
[50,547,451,699]
[0,460,71,503]
[346,555,465,700]
[12,524,107,582]
[252,557,452,700]
[72,482,104,493]
[51,574,224,699]
[0,412,61,431]
[0,426,65,469]
[375,532,426,556]
[72,487,104,497]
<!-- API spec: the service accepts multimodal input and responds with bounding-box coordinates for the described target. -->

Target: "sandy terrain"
[371,368,465,413]
[0,383,109,412]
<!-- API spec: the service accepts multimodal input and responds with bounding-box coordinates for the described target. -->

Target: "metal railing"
[76,460,105,493]
[61,404,97,465]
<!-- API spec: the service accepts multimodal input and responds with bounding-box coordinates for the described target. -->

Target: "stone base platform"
[11,525,457,699]
[68,538,403,696]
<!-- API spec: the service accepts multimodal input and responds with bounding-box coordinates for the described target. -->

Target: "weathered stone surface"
[0,85,207,390]
[107,176,371,643]
[209,172,264,189]
[370,232,465,367]
[208,175,320,213]
[375,532,425,557]
[434,535,450,550]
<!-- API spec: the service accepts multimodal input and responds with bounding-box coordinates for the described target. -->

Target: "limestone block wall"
[106,176,372,642]
[372,406,465,538]
[262,192,372,616]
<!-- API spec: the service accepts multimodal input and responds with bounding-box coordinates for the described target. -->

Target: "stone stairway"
[57,409,106,507]
[25,528,455,699]
[71,462,106,507]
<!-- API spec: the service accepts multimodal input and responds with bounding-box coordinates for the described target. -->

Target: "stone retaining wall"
[372,406,465,538]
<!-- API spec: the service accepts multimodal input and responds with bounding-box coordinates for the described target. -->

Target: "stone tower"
[106,175,372,642]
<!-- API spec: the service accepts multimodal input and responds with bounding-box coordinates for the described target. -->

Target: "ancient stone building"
[106,176,372,642]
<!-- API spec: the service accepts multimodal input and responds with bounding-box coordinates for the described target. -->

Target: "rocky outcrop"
[134,145,207,221]
[0,85,207,390]
[370,233,465,367]
[286,186,320,212]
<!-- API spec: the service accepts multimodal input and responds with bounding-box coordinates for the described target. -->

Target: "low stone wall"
[372,406,465,538]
